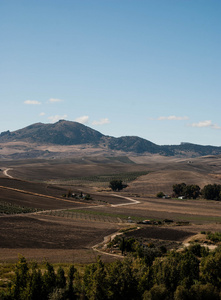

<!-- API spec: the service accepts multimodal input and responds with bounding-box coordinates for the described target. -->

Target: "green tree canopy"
[109,180,125,191]
[172,183,186,197]
[173,183,201,199]
[202,184,221,200]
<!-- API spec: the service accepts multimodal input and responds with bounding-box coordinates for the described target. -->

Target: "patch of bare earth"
[124,226,195,241]
[0,214,119,263]
[1,154,221,263]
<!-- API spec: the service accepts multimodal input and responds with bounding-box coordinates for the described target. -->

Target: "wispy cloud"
[190,120,221,129]
[157,115,189,121]
[24,100,41,105]
[92,118,110,125]
[75,116,89,124]
[39,112,45,116]
[49,98,63,103]
[48,114,68,123]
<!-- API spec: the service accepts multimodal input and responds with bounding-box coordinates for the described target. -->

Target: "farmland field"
[0,154,221,263]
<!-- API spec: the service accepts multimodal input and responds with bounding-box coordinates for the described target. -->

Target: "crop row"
[41,209,128,223]
[0,201,40,215]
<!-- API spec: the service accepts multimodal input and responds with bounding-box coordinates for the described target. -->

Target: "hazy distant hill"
[1,120,221,157]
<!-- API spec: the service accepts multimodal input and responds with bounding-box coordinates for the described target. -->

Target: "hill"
[1,120,221,157]
[0,120,103,145]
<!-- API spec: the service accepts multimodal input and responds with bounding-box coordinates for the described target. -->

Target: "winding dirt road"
[111,194,140,207]
[3,168,13,178]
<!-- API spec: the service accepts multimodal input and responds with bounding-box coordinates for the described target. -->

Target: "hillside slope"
[1,120,221,157]
[0,120,104,145]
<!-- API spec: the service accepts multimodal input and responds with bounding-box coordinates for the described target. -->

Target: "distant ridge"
[1,120,221,157]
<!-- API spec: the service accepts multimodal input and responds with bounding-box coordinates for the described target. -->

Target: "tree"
[173,183,186,197]
[120,237,126,255]
[200,249,221,288]
[156,192,164,198]
[185,185,201,199]
[143,284,169,300]
[202,184,221,200]
[24,264,44,300]
[152,251,199,292]
[106,259,139,300]
[11,256,29,300]
[174,285,190,300]
[42,262,57,297]
[56,267,66,289]
[190,284,220,300]
[173,183,201,199]
[109,180,126,191]
[66,265,76,299]
[83,258,107,300]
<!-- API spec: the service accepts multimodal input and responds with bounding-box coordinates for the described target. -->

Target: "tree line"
[157,183,221,200]
[1,243,221,300]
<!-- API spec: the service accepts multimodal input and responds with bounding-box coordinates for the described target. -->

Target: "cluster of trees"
[1,244,221,300]
[158,183,221,200]
[201,184,221,201]
[109,180,127,191]
[108,236,166,266]
[172,183,201,199]
[63,190,92,200]
[1,257,76,300]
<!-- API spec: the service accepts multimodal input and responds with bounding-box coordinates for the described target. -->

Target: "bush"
[190,284,220,300]
[85,194,92,200]
[206,232,221,243]
[156,192,165,198]
[143,284,169,300]
[174,285,189,300]
[188,243,203,257]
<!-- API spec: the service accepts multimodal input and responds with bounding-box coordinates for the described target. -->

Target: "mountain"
[1,120,221,157]
[0,120,104,145]
[106,136,161,154]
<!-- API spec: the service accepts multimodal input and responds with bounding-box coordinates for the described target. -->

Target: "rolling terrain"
[0,153,221,263]
[1,121,221,263]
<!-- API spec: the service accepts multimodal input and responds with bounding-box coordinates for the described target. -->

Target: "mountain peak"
[0,120,103,146]
[1,121,221,157]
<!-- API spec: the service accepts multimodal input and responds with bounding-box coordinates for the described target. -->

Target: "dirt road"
[3,168,13,178]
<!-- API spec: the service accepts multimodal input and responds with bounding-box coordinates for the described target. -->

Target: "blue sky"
[1,0,220,146]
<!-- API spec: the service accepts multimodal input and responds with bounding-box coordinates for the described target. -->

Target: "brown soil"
[124,226,195,241]
[0,184,88,210]
[0,177,68,197]
[0,179,129,209]
[1,154,221,263]
[0,214,119,263]
[0,215,118,249]
[0,248,118,264]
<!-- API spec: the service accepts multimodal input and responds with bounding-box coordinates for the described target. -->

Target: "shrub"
[85,194,92,200]
[206,232,221,243]
[156,192,164,198]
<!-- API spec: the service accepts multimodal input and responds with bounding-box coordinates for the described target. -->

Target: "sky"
[1,0,220,146]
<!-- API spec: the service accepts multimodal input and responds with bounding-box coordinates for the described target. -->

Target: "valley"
[0,153,221,263]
